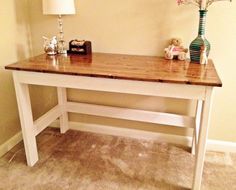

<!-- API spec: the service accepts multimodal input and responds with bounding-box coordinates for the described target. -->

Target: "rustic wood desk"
[5,53,222,190]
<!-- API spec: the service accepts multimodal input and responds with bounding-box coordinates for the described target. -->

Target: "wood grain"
[5,53,222,87]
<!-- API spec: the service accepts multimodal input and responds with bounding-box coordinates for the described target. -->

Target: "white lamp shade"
[43,0,75,15]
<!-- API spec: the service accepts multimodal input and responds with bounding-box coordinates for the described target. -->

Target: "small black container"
[67,40,92,55]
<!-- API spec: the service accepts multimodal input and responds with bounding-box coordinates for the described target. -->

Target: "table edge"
[5,66,223,87]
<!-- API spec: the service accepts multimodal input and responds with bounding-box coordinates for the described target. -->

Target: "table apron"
[13,71,207,100]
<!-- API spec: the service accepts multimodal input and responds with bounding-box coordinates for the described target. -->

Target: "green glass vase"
[190,10,210,63]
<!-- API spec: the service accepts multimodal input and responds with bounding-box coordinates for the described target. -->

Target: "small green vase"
[190,10,210,63]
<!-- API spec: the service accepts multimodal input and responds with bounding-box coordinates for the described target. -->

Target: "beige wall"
[0,0,32,145]
[28,0,236,142]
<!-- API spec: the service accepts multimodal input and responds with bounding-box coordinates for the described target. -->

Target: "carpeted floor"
[0,128,235,190]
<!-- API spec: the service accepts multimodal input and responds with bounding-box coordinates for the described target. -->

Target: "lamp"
[42,0,75,54]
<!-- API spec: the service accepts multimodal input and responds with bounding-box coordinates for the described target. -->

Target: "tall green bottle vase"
[190,10,210,63]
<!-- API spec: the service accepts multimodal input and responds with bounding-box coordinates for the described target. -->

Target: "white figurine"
[200,45,208,65]
[43,36,58,55]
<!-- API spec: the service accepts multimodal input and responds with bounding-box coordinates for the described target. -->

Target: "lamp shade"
[42,0,75,15]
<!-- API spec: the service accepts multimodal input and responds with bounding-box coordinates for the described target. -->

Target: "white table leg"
[192,100,203,155]
[192,87,213,190]
[13,74,38,166]
[57,87,69,133]
[192,129,196,155]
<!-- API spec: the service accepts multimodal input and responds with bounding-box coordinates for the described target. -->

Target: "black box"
[67,40,92,55]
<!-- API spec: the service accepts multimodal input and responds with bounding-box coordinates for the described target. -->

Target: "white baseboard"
[51,120,193,146]
[207,140,236,153]
[0,132,22,158]
[50,120,236,153]
[1,121,236,158]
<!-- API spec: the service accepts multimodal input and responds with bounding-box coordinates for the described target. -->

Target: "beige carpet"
[0,128,235,190]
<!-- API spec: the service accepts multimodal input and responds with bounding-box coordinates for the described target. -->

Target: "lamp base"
[57,15,67,55]
[57,39,67,54]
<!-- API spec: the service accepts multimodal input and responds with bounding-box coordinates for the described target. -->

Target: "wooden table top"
[5,53,222,87]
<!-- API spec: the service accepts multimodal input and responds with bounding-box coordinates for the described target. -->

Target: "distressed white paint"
[57,87,69,133]
[192,87,213,190]
[33,105,61,136]
[14,71,206,100]
[12,70,215,190]
[192,100,203,155]
[66,102,195,128]
[13,73,38,166]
